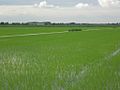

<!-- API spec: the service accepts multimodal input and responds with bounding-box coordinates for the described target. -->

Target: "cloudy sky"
[0,0,120,23]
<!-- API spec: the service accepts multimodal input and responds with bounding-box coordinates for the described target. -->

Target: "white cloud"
[0,5,120,23]
[98,0,120,8]
[34,3,38,7]
[75,3,89,8]
[38,0,58,8]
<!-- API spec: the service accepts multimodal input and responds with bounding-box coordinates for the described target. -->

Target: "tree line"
[0,22,120,26]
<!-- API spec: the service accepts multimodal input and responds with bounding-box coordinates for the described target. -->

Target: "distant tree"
[0,22,5,25]
[69,22,75,25]
[44,22,51,25]
[12,22,21,25]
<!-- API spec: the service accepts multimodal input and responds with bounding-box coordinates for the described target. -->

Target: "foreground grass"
[0,26,120,90]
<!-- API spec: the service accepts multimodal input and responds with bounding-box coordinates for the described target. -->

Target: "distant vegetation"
[68,29,82,32]
[0,21,120,26]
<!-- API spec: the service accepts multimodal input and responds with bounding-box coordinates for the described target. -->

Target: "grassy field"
[0,26,120,90]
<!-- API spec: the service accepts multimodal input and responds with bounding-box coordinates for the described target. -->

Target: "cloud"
[0,5,120,23]
[33,0,59,8]
[75,3,89,8]
[34,3,38,7]
[98,0,120,8]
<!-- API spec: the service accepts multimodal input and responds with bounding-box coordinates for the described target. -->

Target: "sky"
[0,0,98,6]
[0,0,120,23]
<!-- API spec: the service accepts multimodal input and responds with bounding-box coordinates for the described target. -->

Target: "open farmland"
[0,26,120,90]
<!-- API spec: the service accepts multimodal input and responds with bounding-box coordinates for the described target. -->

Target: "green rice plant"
[0,26,120,90]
